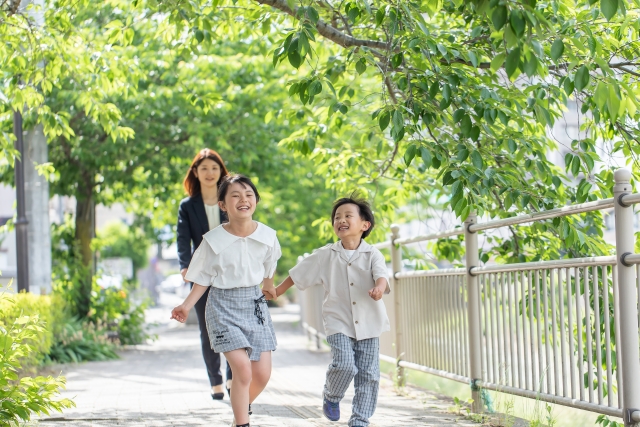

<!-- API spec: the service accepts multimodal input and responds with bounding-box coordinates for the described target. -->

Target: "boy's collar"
[204,222,276,254]
[331,240,372,262]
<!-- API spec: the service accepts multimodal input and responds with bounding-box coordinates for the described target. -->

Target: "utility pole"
[14,110,29,293]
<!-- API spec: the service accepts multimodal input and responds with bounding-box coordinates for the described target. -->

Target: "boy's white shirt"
[289,240,391,341]
[185,221,281,289]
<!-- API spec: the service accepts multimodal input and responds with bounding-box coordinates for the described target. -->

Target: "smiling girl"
[171,174,280,427]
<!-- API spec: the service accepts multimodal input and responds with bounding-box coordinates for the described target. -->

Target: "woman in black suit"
[177,148,232,400]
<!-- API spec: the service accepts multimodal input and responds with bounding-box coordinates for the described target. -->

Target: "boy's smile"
[333,203,370,243]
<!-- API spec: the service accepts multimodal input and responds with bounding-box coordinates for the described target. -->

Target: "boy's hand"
[369,284,385,301]
[262,286,277,300]
[170,305,189,323]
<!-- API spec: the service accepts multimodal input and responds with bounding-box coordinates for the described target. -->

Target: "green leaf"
[460,115,472,136]
[509,10,526,37]
[442,84,451,102]
[571,155,581,176]
[505,47,521,78]
[288,50,302,68]
[356,58,367,75]
[404,144,417,165]
[375,8,386,25]
[195,29,204,43]
[453,109,466,123]
[508,139,517,153]
[490,52,506,71]
[420,147,433,168]
[392,110,404,129]
[379,111,390,131]
[471,151,484,168]
[523,53,538,77]
[492,6,508,30]
[307,6,320,24]
[550,39,564,62]
[608,84,621,121]
[574,65,590,91]
[595,82,608,109]
[601,0,618,20]
[564,77,575,95]
[457,147,470,161]
[392,52,403,68]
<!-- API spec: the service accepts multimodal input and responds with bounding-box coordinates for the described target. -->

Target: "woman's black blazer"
[177,194,229,270]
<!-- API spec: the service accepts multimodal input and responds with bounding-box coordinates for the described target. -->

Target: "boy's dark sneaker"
[322,397,340,421]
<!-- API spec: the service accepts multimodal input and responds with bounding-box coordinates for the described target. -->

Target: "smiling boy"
[273,195,390,427]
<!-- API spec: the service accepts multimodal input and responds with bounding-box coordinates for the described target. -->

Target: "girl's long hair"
[183,148,230,197]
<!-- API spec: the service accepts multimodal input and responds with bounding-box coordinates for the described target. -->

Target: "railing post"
[390,224,405,387]
[613,168,640,426]
[465,211,483,413]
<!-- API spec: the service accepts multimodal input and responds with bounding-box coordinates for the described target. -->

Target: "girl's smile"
[220,182,257,218]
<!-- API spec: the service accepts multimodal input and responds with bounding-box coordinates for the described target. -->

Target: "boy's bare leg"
[249,351,272,403]
[225,349,252,425]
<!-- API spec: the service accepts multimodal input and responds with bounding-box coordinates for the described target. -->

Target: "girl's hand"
[180,268,188,281]
[262,286,277,300]
[171,305,189,323]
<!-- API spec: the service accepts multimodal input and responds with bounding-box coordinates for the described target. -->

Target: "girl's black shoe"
[211,392,224,400]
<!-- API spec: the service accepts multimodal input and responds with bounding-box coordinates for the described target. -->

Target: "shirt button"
[355,321,358,324]
[348,263,352,266]
[350,283,354,286]
[352,302,356,305]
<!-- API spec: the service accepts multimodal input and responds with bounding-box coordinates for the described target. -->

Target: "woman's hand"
[180,268,188,281]
[171,305,190,323]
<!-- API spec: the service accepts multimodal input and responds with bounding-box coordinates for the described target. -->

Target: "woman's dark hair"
[331,193,375,239]
[218,174,261,204]
[183,148,229,197]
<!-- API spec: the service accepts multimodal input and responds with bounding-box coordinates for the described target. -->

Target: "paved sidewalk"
[37,305,481,427]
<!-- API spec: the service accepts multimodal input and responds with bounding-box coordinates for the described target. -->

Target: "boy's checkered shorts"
[324,333,380,427]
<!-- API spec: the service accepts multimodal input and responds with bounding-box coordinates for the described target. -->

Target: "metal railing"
[298,168,640,425]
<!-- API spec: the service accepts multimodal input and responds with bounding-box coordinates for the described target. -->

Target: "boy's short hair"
[331,193,375,239]
[218,174,261,203]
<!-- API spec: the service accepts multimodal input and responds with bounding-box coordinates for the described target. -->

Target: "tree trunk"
[75,195,94,317]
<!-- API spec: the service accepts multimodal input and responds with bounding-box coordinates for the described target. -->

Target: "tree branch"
[255,0,392,51]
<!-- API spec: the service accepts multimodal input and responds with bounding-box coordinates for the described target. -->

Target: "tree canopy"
[3,0,640,277]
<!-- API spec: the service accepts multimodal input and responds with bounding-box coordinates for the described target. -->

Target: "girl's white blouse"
[184,222,281,289]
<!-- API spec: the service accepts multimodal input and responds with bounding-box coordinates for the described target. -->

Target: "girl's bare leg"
[249,351,272,403]
[224,349,252,425]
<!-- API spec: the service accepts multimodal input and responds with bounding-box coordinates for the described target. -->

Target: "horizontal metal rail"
[469,256,616,275]
[622,253,640,266]
[468,198,615,233]
[391,197,624,247]
[477,381,623,418]
[621,193,640,207]
[372,241,391,250]
[394,228,463,245]
[395,268,466,279]
[399,360,470,384]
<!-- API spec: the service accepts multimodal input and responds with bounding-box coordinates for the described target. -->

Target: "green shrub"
[0,300,75,425]
[0,293,61,372]
[47,318,118,363]
[89,284,151,345]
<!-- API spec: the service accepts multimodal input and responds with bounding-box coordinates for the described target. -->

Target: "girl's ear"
[218,200,227,212]
[362,221,371,231]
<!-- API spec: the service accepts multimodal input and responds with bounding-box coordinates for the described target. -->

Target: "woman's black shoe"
[211,392,225,400]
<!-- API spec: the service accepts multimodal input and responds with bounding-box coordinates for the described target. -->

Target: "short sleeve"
[289,250,324,290]
[184,241,216,286]
[371,249,391,294]
[263,237,282,279]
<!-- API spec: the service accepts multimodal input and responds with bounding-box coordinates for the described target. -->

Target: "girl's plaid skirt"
[204,285,277,361]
